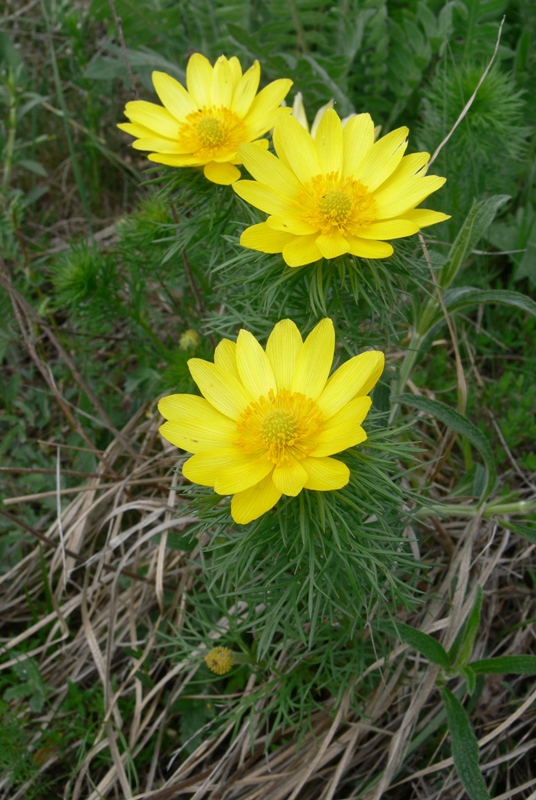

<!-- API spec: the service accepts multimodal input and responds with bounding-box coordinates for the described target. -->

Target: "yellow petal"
[314,108,343,175]
[273,113,320,184]
[159,408,236,452]
[204,161,241,184]
[214,455,274,494]
[152,71,195,120]
[227,56,243,89]
[317,351,384,418]
[236,329,277,398]
[402,208,451,227]
[272,455,308,496]
[183,448,243,487]
[214,339,240,382]
[342,113,375,178]
[291,318,334,400]
[266,319,303,391]
[303,457,350,491]
[346,236,394,259]
[282,234,322,267]
[124,100,180,139]
[148,153,202,166]
[357,126,408,192]
[310,396,371,457]
[381,152,430,186]
[315,232,349,259]
[233,180,300,216]
[132,137,190,154]
[232,60,261,117]
[355,219,420,240]
[186,52,213,107]
[240,222,295,254]
[117,121,162,139]
[374,175,446,219]
[238,143,302,196]
[231,474,281,524]
[267,215,317,235]
[211,55,233,107]
[245,79,293,138]
[188,359,252,419]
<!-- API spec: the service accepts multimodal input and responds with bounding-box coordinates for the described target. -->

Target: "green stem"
[416,500,536,520]
[2,70,17,194]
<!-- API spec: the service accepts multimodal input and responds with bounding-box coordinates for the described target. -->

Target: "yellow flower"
[158,318,384,525]
[204,647,234,675]
[118,54,292,185]
[233,109,450,266]
[179,329,201,351]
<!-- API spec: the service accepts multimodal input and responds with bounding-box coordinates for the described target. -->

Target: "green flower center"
[261,409,297,446]
[196,116,225,147]
[318,189,353,223]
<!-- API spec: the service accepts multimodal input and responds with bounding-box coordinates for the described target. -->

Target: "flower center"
[178,106,246,158]
[196,116,224,147]
[299,172,377,236]
[235,389,323,467]
[318,189,353,223]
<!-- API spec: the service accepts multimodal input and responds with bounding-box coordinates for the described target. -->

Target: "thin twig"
[107,0,138,96]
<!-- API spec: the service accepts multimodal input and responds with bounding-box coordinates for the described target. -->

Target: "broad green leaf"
[461,666,477,695]
[393,395,496,501]
[497,519,536,544]
[470,656,536,675]
[441,687,489,800]
[452,586,483,669]
[438,195,509,291]
[382,621,450,669]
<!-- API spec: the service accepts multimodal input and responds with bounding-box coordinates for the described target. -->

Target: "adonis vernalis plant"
[234,109,450,265]
[158,318,384,524]
[118,54,292,184]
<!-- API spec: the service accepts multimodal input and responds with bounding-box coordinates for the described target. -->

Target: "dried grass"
[1,393,535,798]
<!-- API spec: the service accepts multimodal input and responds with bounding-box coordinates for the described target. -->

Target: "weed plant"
[1,1,535,799]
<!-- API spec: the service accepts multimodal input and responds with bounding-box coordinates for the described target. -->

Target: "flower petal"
[204,161,241,184]
[346,236,394,259]
[355,219,420,240]
[282,234,322,267]
[314,108,343,175]
[292,318,334,400]
[123,100,180,139]
[232,60,261,117]
[310,396,371,457]
[316,232,349,259]
[228,56,242,89]
[159,406,236,452]
[267,215,317,235]
[240,222,295,254]
[357,126,408,192]
[214,339,240,381]
[236,329,277,398]
[317,351,384,418]
[188,359,252,419]
[273,113,320,184]
[214,455,274,494]
[244,79,293,137]
[211,55,233,107]
[231,474,281,524]
[402,208,451,227]
[233,180,300,216]
[342,113,375,178]
[132,137,190,154]
[148,153,202,166]
[266,319,303,391]
[272,455,308,496]
[152,71,196,120]
[238,144,302,196]
[374,175,446,219]
[182,448,242,486]
[186,53,213,108]
[303,457,350,490]
[117,121,163,139]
